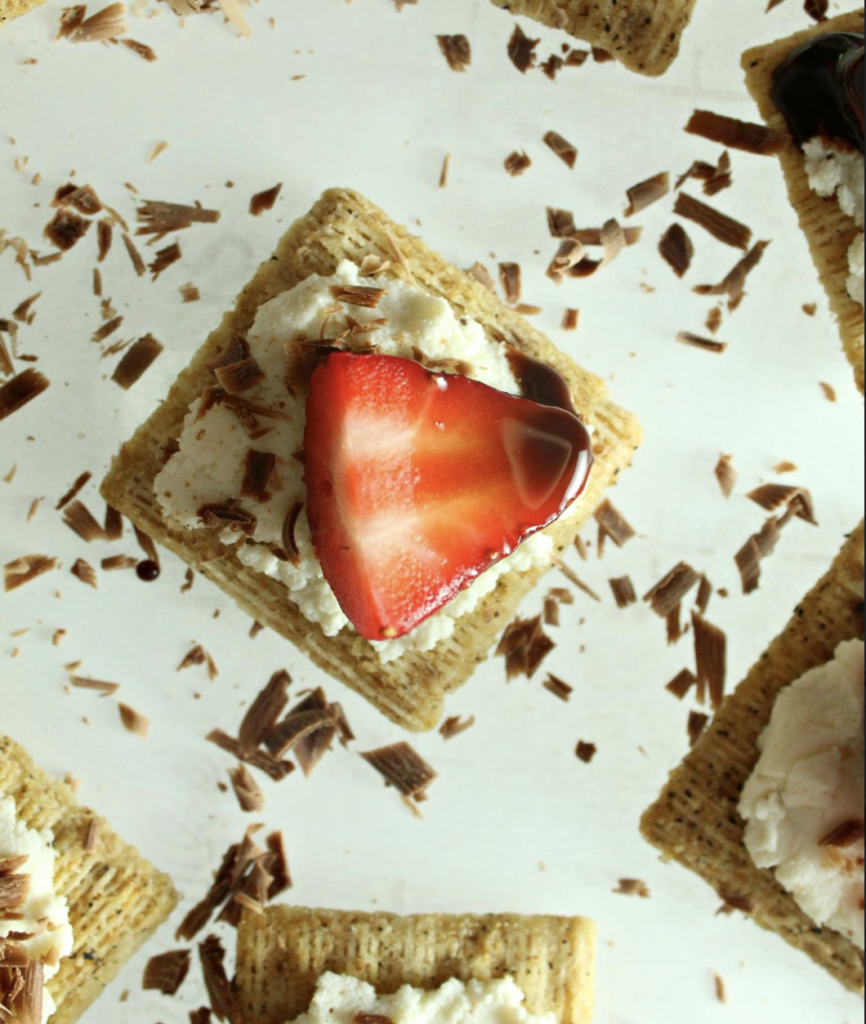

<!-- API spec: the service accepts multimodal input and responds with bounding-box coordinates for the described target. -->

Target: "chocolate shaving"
[249,185,282,217]
[553,558,601,602]
[57,6,87,37]
[439,715,476,740]
[625,172,670,217]
[237,670,295,750]
[0,871,30,914]
[543,131,578,169]
[239,450,276,504]
[92,316,124,344]
[674,193,752,250]
[594,499,635,547]
[575,741,597,764]
[562,308,579,331]
[121,38,157,61]
[666,603,683,645]
[659,223,694,278]
[280,501,304,566]
[70,3,128,42]
[44,209,90,251]
[53,183,103,216]
[104,504,123,541]
[180,282,201,303]
[547,240,586,282]
[496,614,557,679]
[12,293,41,324]
[228,764,266,813]
[609,576,637,609]
[685,110,787,156]
[149,241,182,281]
[291,691,339,777]
[676,331,727,354]
[2,554,56,596]
[504,151,532,177]
[547,208,576,238]
[206,730,295,782]
[118,703,150,738]
[702,151,734,197]
[102,554,137,572]
[437,34,471,71]
[820,381,837,402]
[696,574,713,615]
[567,219,627,278]
[264,832,291,898]
[498,262,521,304]
[693,611,726,710]
[688,710,710,747]
[362,742,437,800]
[197,502,257,535]
[264,707,338,760]
[694,241,770,311]
[177,644,218,680]
[614,879,650,898]
[70,677,119,697]
[71,558,98,589]
[0,369,49,421]
[331,285,387,309]
[122,233,146,276]
[112,333,163,390]
[507,23,539,73]
[136,200,220,241]
[142,950,191,996]
[666,668,697,701]
[747,484,817,525]
[55,471,92,511]
[2,960,43,1024]
[543,595,560,627]
[644,562,700,617]
[543,674,573,702]
[0,335,12,378]
[819,819,865,848]
[207,334,250,372]
[199,936,239,1023]
[715,454,737,498]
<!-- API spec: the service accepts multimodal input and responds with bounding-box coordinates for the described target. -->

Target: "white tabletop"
[1,1,864,1022]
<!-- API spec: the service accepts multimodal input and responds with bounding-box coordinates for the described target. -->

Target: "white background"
[1,1,864,1022]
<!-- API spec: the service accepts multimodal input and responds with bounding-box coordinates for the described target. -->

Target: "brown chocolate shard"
[149,241,182,281]
[239,450,276,504]
[331,285,387,309]
[249,185,282,217]
[55,471,93,511]
[70,558,98,589]
[496,614,558,679]
[666,603,683,645]
[2,556,56,594]
[44,209,90,251]
[694,241,770,311]
[666,668,697,701]
[0,369,49,422]
[118,703,150,738]
[121,38,157,61]
[498,262,521,304]
[676,331,727,354]
[437,34,471,71]
[12,293,41,324]
[507,23,539,73]
[177,644,218,680]
[198,501,257,536]
[70,676,120,697]
[625,172,670,217]
[692,611,727,710]
[547,207,577,238]
[62,499,106,542]
[137,200,221,240]
[97,219,113,263]
[614,879,651,898]
[567,219,627,278]
[644,562,700,618]
[57,6,87,38]
[228,764,266,813]
[112,334,164,390]
[52,183,103,216]
[362,742,437,800]
[180,282,201,303]
[688,710,711,747]
[715,454,737,498]
[504,151,532,177]
[0,868,30,915]
[92,316,124,344]
[439,715,476,741]
[543,674,573,702]
[207,334,251,373]
[122,233,146,276]
[819,819,866,848]
[100,555,137,571]
[547,240,586,282]
[575,741,597,764]
[142,950,191,996]
[199,935,239,1023]
[594,499,635,547]
[659,223,694,278]
[562,308,579,331]
[685,110,787,156]
[674,193,752,250]
[609,576,637,609]
[747,484,817,525]
[69,2,128,42]
[820,381,837,403]
[263,707,338,760]
[206,730,295,782]
[543,131,578,169]
[696,574,713,615]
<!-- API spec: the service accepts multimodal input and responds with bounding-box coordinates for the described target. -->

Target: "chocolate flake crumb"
[820,381,837,403]
[142,950,191,996]
[249,185,282,217]
[92,316,124,344]
[199,936,240,1022]
[694,241,770,310]
[594,499,635,547]
[715,454,737,498]
[0,369,50,421]
[819,819,865,848]
[178,644,218,680]
[70,676,119,697]
[543,674,573,702]
[121,232,146,276]
[615,879,650,898]
[12,293,41,324]
[547,239,586,282]
[53,183,103,216]
[70,3,128,42]
[71,558,98,589]
[567,219,627,278]
[112,333,164,390]
[507,23,539,73]
[504,151,532,177]
[44,209,90,252]
[674,193,752,250]
[198,502,257,535]
[180,282,201,303]
[496,614,557,679]
[625,172,670,217]
[63,500,106,542]
[774,461,799,474]
[439,153,450,189]
[685,110,787,155]
[331,285,387,309]
[280,501,304,566]
[238,670,291,750]
[802,303,817,317]
[553,557,601,602]
[362,743,437,801]
[714,974,727,1004]
[693,611,727,710]
[543,131,578,169]
[228,764,266,813]
[57,6,87,38]
[562,308,579,331]
[118,703,150,738]
[677,331,727,354]
[439,715,475,740]
[498,262,521,304]
[746,484,817,525]
[666,668,697,701]
[123,38,158,61]
[688,710,710,747]
[137,200,220,240]
[206,730,294,782]
[609,576,637,609]
[149,241,182,281]
[56,471,92,511]
[576,741,597,764]
[4,555,57,593]
[101,555,137,571]
[659,223,694,278]
[240,450,276,504]
[214,357,265,396]
[644,562,700,618]
[437,34,471,72]
[706,306,723,334]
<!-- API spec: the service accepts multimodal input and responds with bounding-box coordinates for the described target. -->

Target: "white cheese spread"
[0,796,75,1023]
[802,137,865,306]
[286,972,557,1024]
[739,640,865,948]
[157,261,575,662]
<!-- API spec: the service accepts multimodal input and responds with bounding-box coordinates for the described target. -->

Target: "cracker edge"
[0,0,46,23]
[640,522,866,993]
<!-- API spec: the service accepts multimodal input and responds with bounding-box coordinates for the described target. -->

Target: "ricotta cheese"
[286,972,557,1024]
[157,261,575,662]
[0,796,75,1023]
[802,137,865,306]
[739,640,865,948]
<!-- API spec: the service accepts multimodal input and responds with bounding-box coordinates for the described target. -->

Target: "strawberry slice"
[304,353,593,642]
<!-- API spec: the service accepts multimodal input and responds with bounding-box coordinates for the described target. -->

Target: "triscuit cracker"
[0,0,45,23]
[489,0,699,76]
[236,905,597,1024]
[0,735,179,1024]
[742,11,866,394]
[101,188,641,732]
[641,522,866,993]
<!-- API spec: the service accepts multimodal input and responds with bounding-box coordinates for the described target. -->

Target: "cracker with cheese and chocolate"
[236,905,597,1024]
[0,735,179,1024]
[742,11,865,393]
[641,522,865,993]
[489,0,700,76]
[101,188,641,732]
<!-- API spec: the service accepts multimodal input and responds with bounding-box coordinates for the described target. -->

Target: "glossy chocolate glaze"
[772,32,865,150]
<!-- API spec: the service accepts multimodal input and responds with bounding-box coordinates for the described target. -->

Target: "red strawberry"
[304,353,593,642]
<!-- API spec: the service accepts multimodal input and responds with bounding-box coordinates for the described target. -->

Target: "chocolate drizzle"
[772,32,865,150]
[505,347,578,416]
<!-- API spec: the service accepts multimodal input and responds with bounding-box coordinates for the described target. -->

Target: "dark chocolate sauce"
[136,559,161,582]
[772,32,865,151]
[505,346,579,416]
[502,408,594,513]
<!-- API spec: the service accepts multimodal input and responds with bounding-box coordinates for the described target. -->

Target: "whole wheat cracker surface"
[236,905,597,1024]
[742,10,866,395]
[101,187,641,732]
[0,734,179,1024]
[0,0,45,23]
[489,0,699,76]
[641,522,866,993]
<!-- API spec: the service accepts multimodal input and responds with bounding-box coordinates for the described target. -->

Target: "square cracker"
[236,905,597,1024]
[0,0,45,23]
[641,522,866,993]
[488,0,699,76]
[0,734,179,1024]
[101,188,641,732]
[742,11,866,395]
